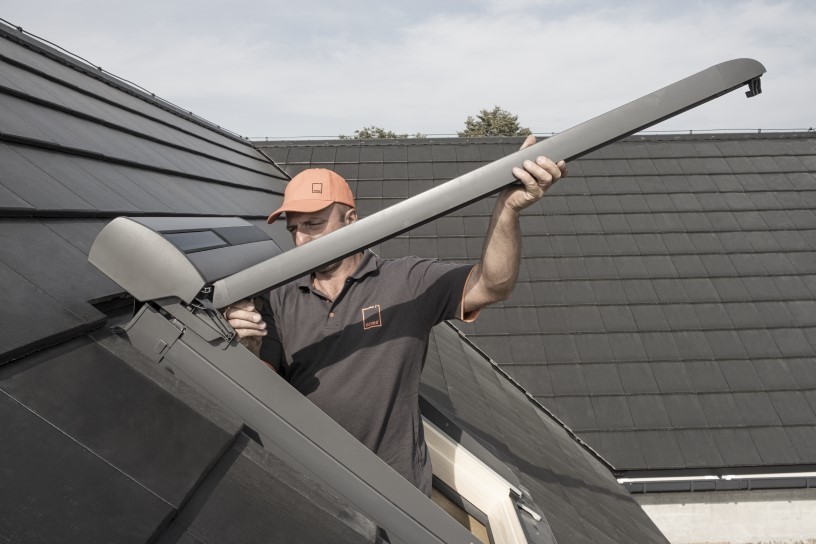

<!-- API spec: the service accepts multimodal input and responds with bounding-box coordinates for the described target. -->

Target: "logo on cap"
[312,183,323,194]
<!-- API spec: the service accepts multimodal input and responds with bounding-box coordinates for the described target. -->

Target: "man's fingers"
[512,165,539,188]
[222,299,267,339]
[225,307,262,323]
[522,159,555,189]
[226,299,255,313]
[235,327,267,339]
[230,317,267,339]
[519,134,536,150]
[534,156,563,182]
[229,315,266,329]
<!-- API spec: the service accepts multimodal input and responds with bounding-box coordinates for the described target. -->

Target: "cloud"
[3,1,814,137]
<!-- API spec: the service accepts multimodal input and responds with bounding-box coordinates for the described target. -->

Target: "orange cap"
[267,168,355,223]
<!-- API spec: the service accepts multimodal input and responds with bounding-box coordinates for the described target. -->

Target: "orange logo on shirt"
[362,305,382,330]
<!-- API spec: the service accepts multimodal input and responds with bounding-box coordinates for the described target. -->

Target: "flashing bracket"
[746,76,762,97]
[516,501,542,522]
[189,298,236,345]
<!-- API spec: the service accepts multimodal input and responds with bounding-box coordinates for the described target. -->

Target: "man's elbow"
[468,282,513,311]
[486,283,514,304]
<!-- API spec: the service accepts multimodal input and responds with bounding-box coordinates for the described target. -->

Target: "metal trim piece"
[122,303,480,544]
[212,58,766,307]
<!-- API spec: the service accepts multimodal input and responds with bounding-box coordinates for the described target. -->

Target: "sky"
[2,0,814,139]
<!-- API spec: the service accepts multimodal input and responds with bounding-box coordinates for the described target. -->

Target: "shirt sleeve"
[405,258,478,326]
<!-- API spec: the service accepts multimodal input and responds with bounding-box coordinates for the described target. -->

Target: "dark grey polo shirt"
[259,250,475,495]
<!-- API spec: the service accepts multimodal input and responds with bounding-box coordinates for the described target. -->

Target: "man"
[225,136,566,495]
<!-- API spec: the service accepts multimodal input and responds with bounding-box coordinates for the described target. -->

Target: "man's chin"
[316,260,342,274]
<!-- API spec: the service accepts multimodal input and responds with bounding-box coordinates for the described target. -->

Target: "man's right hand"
[223,299,267,356]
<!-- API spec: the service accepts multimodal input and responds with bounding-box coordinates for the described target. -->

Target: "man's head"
[267,168,355,224]
[267,169,358,249]
[284,203,357,248]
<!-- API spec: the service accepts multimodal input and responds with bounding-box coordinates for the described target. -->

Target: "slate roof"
[0,22,664,543]
[258,131,816,477]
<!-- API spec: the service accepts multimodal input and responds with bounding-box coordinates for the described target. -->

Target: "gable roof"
[259,132,816,479]
[0,21,665,542]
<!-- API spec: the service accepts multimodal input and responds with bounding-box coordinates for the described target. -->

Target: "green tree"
[339,125,425,139]
[457,106,531,137]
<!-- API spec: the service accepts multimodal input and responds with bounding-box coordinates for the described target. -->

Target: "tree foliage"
[339,125,425,139]
[457,106,531,137]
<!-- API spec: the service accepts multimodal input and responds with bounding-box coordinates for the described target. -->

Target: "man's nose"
[295,230,311,246]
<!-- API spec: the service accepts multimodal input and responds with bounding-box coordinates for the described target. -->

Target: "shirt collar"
[297,250,380,292]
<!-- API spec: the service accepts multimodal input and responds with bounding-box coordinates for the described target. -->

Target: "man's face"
[286,203,356,248]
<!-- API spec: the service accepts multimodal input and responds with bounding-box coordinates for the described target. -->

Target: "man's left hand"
[503,135,567,212]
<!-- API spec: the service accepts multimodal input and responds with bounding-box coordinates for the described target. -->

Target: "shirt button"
[329,312,335,318]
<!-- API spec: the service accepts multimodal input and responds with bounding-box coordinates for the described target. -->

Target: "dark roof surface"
[0,22,663,543]
[422,323,667,543]
[258,131,816,475]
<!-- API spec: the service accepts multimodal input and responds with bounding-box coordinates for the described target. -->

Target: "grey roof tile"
[710,277,751,301]
[752,359,800,390]
[786,426,816,463]
[723,302,764,328]
[507,333,546,363]
[617,363,660,394]
[719,360,764,391]
[651,362,693,392]
[679,278,722,302]
[548,363,588,394]
[591,396,634,430]
[627,395,671,428]
[554,396,598,429]
[632,305,670,330]
[675,429,724,467]
[704,331,749,359]
[755,301,796,327]
[621,279,659,304]
[686,361,730,393]
[698,393,745,427]
[674,331,716,360]
[599,305,638,332]
[638,431,685,469]
[563,280,597,304]
[652,279,690,303]
[662,304,702,330]
[592,279,628,304]
[663,395,708,428]
[768,391,816,425]
[543,334,582,364]
[574,334,615,362]
[718,231,756,252]
[750,427,800,465]
[583,364,625,395]
[732,393,783,426]
[607,333,647,361]
[710,428,764,466]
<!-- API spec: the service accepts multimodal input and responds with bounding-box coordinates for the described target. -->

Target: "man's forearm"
[462,145,566,314]
[464,195,522,312]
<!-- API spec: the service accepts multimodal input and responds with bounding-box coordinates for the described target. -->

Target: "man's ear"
[345,207,358,224]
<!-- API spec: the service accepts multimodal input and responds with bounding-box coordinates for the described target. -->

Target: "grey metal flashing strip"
[0,320,105,366]
[212,58,765,307]
[121,302,480,544]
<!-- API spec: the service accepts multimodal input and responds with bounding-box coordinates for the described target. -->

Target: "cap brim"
[266,199,334,223]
